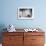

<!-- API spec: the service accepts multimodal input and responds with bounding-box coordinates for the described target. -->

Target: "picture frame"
[17,7,34,19]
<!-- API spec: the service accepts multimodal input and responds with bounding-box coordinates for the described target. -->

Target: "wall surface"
[0,0,46,30]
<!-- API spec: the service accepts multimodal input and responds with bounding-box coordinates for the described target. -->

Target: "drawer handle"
[9,38,12,40]
[9,38,13,40]
[32,39,36,40]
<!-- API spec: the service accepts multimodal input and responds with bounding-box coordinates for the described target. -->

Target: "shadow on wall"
[0,24,7,43]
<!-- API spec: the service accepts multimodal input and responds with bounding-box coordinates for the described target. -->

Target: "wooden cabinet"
[2,32,45,46]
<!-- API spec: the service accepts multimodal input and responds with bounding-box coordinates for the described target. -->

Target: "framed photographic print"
[17,7,34,19]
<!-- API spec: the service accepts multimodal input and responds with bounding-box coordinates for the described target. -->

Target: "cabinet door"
[24,33,32,46]
[3,33,23,46]
[32,36,45,46]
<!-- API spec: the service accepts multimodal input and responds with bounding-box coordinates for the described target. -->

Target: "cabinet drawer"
[32,36,45,44]
[3,44,15,46]
[32,44,44,46]
[24,36,32,41]
[3,43,23,46]
[3,32,23,36]
[24,32,44,36]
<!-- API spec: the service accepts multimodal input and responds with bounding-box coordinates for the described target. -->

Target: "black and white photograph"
[17,7,34,19]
